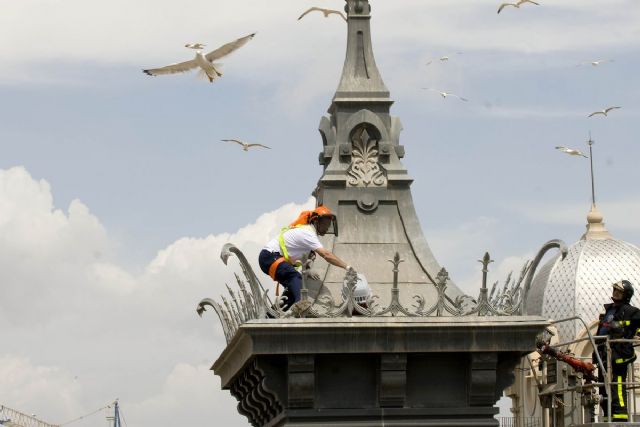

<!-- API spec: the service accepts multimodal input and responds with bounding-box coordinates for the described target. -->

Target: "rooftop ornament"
[197,239,568,344]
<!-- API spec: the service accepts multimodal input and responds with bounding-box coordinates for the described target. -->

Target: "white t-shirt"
[263,225,323,262]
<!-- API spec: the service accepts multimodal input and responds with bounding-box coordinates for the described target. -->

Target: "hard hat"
[613,280,634,303]
[310,205,338,236]
[312,205,335,219]
[342,273,372,305]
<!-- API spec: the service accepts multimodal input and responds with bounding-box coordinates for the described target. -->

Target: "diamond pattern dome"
[527,238,640,343]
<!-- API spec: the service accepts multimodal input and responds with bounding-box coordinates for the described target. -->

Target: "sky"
[1,0,639,426]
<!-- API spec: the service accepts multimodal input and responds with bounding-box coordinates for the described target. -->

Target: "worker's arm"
[315,247,350,270]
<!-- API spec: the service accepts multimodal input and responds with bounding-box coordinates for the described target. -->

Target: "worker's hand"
[346,265,357,274]
[307,270,321,281]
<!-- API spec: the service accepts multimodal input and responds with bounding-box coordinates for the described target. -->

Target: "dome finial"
[580,133,612,240]
[582,203,612,240]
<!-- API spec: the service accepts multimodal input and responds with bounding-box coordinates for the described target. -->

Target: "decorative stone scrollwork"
[347,126,387,188]
[197,240,568,343]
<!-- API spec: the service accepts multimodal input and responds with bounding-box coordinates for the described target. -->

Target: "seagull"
[588,106,621,118]
[426,52,463,66]
[221,139,271,151]
[555,146,588,158]
[578,59,614,67]
[185,43,206,50]
[143,33,255,83]
[497,0,539,14]
[298,7,347,22]
[422,88,469,102]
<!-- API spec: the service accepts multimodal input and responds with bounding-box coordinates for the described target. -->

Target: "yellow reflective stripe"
[613,413,628,419]
[622,320,631,326]
[278,225,312,264]
[278,227,291,262]
[615,356,636,364]
[618,376,625,408]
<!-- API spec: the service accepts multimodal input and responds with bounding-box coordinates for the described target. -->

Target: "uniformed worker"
[593,280,640,422]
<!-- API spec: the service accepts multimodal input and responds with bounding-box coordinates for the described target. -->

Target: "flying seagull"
[298,7,347,22]
[185,43,206,49]
[497,0,539,14]
[422,88,469,102]
[143,33,255,83]
[426,52,463,66]
[588,106,621,118]
[221,139,271,151]
[555,146,588,158]
[578,59,614,67]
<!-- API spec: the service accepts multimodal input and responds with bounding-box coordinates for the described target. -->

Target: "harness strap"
[268,257,287,281]
[278,224,313,264]
[270,224,314,296]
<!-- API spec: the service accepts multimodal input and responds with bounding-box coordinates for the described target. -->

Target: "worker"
[258,205,354,310]
[593,280,640,422]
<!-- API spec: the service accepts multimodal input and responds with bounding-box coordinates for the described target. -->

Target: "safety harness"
[268,225,313,294]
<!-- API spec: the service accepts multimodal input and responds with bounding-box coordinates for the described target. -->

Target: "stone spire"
[313,0,464,301]
[333,0,390,102]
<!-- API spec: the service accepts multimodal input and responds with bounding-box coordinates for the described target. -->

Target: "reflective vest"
[267,224,313,281]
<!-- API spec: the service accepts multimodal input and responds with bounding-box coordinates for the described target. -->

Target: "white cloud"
[128,363,243,427]
[0,356,83,424]
[0,166,311,426]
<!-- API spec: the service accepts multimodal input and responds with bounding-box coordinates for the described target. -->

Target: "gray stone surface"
[212,317,548,426]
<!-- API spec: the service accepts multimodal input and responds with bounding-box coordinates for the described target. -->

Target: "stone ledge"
[213,316,548,387]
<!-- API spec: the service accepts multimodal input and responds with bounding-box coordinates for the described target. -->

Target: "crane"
[0,405,59,427]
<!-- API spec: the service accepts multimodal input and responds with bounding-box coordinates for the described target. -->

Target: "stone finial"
[581,203,612,240]
[333,0,390,101]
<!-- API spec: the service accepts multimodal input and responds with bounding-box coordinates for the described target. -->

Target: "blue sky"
[1,1,639,426]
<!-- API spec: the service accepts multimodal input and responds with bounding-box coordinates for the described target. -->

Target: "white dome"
[525,205,640,343]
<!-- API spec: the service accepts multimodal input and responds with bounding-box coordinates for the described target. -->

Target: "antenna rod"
[588,132,596,206]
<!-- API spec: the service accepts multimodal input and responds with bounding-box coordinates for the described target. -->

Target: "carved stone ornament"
[347,126,387,187]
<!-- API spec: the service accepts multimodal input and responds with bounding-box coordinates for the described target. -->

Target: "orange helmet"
[310,205,338,236]
[312,205,335,218]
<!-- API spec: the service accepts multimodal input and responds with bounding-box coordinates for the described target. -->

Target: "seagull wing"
[143,58,198,76]
[450,94,469,102]
[221,139,246,147]
[247,143,272,150]
[555,146,569,152]
[328,10,348,21]
[205,33,256,62]
[298,7,323,20]
[604,106,621,113]
[497,3,514,13]
[519,0,539,5]
[588,111,604,117]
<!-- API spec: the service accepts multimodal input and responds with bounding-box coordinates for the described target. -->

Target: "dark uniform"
[593,280,640,422]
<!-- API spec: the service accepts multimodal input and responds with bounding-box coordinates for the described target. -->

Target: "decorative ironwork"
[347,127,387,187]
[197,240,568,343]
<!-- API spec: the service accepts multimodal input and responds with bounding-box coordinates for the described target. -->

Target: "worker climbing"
[258,205,355,310]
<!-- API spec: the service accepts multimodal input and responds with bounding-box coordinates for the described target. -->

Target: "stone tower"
[202,2,548,426]
[312,0,463,307]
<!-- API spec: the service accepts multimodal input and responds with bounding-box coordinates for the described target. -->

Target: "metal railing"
[497,417,541,427]
[198,240,568,344]
[537,316,640,424]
